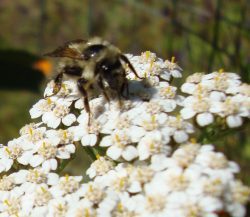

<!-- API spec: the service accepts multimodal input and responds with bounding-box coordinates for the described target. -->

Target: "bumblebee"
[45,37,141,121]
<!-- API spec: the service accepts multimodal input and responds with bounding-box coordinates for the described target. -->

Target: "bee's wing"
[44,39,87,59]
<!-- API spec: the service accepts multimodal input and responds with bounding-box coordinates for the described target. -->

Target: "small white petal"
[171,69,182,78]
[57,150,70,159]
[122,146,138,161]
[160,72,170,81]
[181,83,196,94]
[47,173,59,185]
[180,107,196,119]
[129,126,145,143]
[21,141,34,150]
[12,170,28,184]
[62,114,76,126]
[17,151,33,165]
[226,115,243,128]
[42,159,57,171]
[210,91,226,101]
[100,136,112,147]
[29,107,42,119]
[160,99,176,112]
[75,99,84,109]
[173,130,188,143]
[29,155,44,167]
[65,144,76,153]
[107,146,122,160]
[129,181,142,193]
[42,112,61,128]
[50,159,58,170]
[81,134,97,146]
[0,164,5,173]
[137,144,150,161]
[196,112,214,126]
[2,158,13,171]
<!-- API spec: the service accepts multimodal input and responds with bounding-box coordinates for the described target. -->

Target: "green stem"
[198,124,237,144]
[57,156,75,174]
[83,146,97,161]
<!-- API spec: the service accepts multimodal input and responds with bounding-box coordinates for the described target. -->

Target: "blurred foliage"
[0,0,249,186]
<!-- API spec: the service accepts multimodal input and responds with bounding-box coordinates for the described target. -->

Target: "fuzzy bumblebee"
[44,37,141,123]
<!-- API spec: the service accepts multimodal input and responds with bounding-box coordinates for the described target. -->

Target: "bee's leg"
[77,78,91,125]
[98,77,110,102]
[45,72,63,98]
[121,79,129,99]
[120,54,143,79]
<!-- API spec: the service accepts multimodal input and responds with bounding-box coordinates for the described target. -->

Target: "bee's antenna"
[120,54,143,79]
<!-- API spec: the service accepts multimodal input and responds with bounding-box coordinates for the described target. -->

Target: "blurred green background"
[0,0,249,186]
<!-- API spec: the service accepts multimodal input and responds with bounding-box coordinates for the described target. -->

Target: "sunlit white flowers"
[0,52,249,217]
[181,71,250,128]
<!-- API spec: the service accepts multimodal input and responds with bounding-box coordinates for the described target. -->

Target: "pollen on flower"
[24,127,45,143]
[206,152,229,169]
[75,207,96,217]
[146,195,166,213]
[167,173,189,191]
[87,120,101,134]
[112,132,130,148]
[53,104,70,118]
[223,98,239,115]
[134,167,154,184]
[60,83,71,96]
[57,129,74,144]
[141,51,156,62]
[238,83,250,96]
[34,186,53,206]
[4,198,21,216]
[88,157,114,177]
[214,74,229,91]
[112,202,137,217]
[159,85,176,99]
[172,143,199,168]
[148,140,162,155]
[184,203,202,217]
[0,175,15,191]
[19,123,37,135]
[26,169,47,184]
[186,72,204,83]
[116,115,131,129]
[59,175,80,194]
[145,102,161,114]
[192,97,210,113]
[165,58,178,71]
[38,141,57,159]
[231,181,250,204]
[142,115,158,131]
[85,183,104,204]
[203,178,224,197]
[5,145,23,159]
[167,115,184,129]
[113,176,129,192]
[39,98,55,112]
[53,202,68,217]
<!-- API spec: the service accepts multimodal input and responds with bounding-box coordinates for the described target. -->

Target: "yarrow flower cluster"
[0,144,249,217]
[180,71,250,128]
[0,51,249,217]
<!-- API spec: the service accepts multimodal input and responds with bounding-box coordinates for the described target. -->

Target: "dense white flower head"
[1,143,247,216]
[0,52,249,216]
[30,97,76,129]
[0,126,76,173]
[181,71,250,127]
